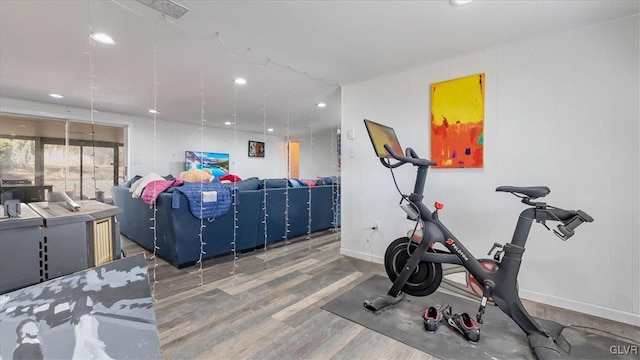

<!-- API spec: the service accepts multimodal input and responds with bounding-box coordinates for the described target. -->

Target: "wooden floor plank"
[271,271,363,321]
[120,232,443,360]
[159,272,311,346]
[218,258,320,295]
[303,319,364,360]
[250,312,360,360]
[194,317,296,360]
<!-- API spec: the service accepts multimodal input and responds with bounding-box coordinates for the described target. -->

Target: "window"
[1,114,125,202]
[0,137,36,185]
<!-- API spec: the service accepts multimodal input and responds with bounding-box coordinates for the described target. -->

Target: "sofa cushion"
[260,178,289,189]
[235,177,260,191]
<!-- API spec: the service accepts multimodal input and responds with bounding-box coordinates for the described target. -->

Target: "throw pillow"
[234,177,260,191]
[220,174,242,183]
[300,179,316,186]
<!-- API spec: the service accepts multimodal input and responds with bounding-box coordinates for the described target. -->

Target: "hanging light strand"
[149,17,160,300]
[261,68,269,263]
[332,128,340,237]
[306,78,318,248]
[231,81,239,276]
[196,38,207,286]
[283,81,291,246]
[306,126,313,248]
[214,32,337,87]
[86,0,98,198]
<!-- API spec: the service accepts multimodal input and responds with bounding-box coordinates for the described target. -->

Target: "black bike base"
[363,292,405,312]
[528,332,564,360]
[323,275,637,360]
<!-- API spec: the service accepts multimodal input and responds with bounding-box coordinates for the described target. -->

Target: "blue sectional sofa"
[112,180,340,268]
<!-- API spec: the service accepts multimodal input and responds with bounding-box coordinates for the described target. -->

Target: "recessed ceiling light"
[149,109,159,114]
[234,78,247,85]
[49,93,64,99]
[317,103,326,108]
[90,32,115,45]
[450,0,473,6]
[267,128,274,132]
[224,121,232,125]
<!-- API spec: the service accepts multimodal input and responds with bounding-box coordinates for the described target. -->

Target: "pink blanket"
[141,179,183,205]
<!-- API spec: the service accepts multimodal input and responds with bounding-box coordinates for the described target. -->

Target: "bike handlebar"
[380,141,594,242]
[383,144,437,167]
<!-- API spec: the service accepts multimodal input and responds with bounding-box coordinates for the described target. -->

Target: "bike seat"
[496,186,550,199]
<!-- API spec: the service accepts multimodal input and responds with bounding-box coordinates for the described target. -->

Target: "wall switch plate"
[347,129,356,140]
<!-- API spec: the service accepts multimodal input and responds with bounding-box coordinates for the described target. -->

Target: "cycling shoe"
[443,306,480,342]
[422,304,443,332]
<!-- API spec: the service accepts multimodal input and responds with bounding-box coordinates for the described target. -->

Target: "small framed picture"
[248,140,265,158]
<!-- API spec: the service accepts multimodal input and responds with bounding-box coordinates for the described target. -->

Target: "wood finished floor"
[121,231,438,360]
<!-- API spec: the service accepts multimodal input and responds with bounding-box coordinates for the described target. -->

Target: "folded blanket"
[141,178,184,205]
[172,181,232,219]
[130,172,164,198]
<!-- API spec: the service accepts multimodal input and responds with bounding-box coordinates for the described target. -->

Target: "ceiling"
[1,1,638,136]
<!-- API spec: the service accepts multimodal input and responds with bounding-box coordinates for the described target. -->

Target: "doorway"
[288,141,299,178]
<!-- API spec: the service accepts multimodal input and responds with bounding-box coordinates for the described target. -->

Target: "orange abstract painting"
[431,73,484,168]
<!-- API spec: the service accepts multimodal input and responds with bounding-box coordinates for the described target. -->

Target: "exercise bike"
[362,119,593,359]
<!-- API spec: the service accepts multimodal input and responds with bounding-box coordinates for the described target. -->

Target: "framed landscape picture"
[248,140,265,158]
[184,151,229,177]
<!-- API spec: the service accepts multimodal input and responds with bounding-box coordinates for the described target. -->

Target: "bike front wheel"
[384,237,443,297]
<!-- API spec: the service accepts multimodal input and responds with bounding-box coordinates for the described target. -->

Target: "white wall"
[341,16,639,326]
[294,128,340,179]
[0,97,288,180]
[130,122,289,180]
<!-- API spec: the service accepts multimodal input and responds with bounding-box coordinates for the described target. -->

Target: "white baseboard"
[520,289,640,327]
[340,247,383,264]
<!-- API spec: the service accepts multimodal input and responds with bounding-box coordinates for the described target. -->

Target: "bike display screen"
[364,119,404,158]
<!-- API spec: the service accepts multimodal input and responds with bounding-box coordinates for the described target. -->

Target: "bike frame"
[385,161,576,337]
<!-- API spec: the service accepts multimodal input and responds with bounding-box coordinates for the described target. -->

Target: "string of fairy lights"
[86,1,98,199]
[149,17,161,299]
[83,1,340,292]
[231,77,239,277]
[197,38,207,286]
[284,85,291,246]
[261,70,270,263]
[331,127,340,236]
[306,126,313,247]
